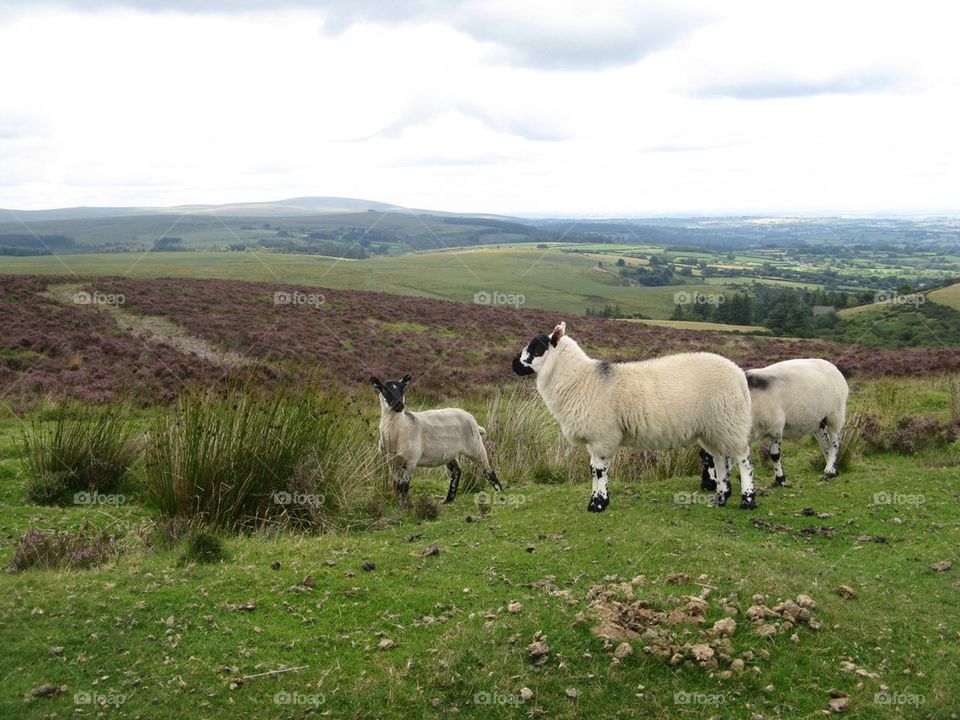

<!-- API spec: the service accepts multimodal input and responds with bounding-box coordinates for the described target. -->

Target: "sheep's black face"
[371,375,411,412]
[512,334,552,376]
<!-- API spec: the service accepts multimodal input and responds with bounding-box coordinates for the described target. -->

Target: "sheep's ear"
[370,376,383,390]
[400,374,412,386]
[549,321,566,347]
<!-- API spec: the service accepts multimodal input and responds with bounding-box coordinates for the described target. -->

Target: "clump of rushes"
[21,404,136,504]
[144,389,377,530]
[178,529,225,565]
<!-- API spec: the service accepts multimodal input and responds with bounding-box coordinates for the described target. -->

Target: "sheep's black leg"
[444,460,461,503]
[771,436,786,486]
[587,452,611,512]
[398,468,412,505]
[485,469,502,492]
[699,449,717,491]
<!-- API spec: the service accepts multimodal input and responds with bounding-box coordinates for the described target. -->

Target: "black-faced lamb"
[371,374,502,503]
[701,358,848,489]
[512,322,756,512]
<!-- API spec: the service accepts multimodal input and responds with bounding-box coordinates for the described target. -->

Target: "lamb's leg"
[738,454,757,509]
[466,442,503,492]
[398,467,413,505]
[699,448,717,491]
[820,425,841,480]
[713,456,732,507]
[770,434,786,486]
[443,460,461,503]
[587,448,612,513]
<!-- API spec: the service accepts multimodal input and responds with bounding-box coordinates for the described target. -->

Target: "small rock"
[613,642,634,659]
[525,546,536,553]
[931,561,952,573]
[50,647,64,656]
[690,643,714,662]
[713,618,737,637]
[797,594,816,609]
[755,624,777,639]
[802,507,816,516]
[301,575,316,588]
[763,684,775,694]
[378,638,396,650]
[508,602,523,614]
[465,515,474,523]
[362,561,376,572]
[420,543,440,557]
[325,559,336,566]
[29,684,66,698]
[270,561,281,571]
[238,600,256,612]
[891,517,902,525]
[829,695,852,713]
[835,585,857,600]
[631,575,646,587]
[520,687,534,701]
[666,572,689,584]
[565,687,579,699]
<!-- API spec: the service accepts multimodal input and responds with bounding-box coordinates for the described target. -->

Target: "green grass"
[1,405,959,718]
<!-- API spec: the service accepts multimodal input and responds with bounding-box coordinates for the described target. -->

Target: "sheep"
[512,322,756,512]
[700,358,848,490]
[370,374,502,503]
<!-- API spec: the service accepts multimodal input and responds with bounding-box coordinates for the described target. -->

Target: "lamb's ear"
[370,376,383,390]
[549,321,566,347]
[400,374,412,386]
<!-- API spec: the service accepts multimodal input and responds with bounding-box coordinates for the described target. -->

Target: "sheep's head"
[512,322,565,376]
[370,374,411,412]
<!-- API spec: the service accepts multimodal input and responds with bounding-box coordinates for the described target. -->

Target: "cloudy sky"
[1,0,958,215]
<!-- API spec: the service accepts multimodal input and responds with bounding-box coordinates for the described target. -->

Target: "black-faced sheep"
[512,322,756,512]
[701,358,848,489]
[371,375,502,503]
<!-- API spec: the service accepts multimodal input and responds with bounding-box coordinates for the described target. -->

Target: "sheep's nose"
[512,354,534,375]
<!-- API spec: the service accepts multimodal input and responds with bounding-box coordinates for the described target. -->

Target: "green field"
[2,375,959,719]
[1,249,742,320]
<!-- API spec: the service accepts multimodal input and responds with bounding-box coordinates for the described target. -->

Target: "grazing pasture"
[1,273,959,718]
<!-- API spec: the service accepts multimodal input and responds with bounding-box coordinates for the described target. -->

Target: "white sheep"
[512,322,757,511]
[370,374,502,503]
[701,358,848,489]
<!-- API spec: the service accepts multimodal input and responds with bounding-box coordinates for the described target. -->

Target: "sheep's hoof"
[715,491,731,507]
[587,494,609,512]
[491,482,503,492]
[821,469,837,481]
[739,493,757,509]
[773,475,786,487]
[700,474,717,492]
[443,496,455,504]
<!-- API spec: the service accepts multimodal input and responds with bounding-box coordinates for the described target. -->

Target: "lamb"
[700,358,848,490]
[370,374,502,504]
[512,322,757,512]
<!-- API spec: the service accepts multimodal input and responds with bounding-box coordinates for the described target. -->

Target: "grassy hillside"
[928,281,960,311]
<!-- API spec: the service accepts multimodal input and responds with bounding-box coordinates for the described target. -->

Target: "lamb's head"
[512,322,565,376]
[370,374,411,412]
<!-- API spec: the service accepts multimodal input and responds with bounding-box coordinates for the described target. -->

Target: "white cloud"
[0,1,958,214]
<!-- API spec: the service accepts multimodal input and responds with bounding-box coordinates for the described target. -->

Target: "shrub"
[412,494,440,521]
[25,471,70,505]
[145,389,374,530]
[178,530,225,565]
[20,404,136,503]
[620,445,703,484]
[9,524,120,572]
[887,415,958,454]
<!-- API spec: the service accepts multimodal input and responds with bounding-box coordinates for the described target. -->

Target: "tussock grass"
[20,404,136,504]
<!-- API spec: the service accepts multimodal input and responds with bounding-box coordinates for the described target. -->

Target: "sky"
[1,0,958,216]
